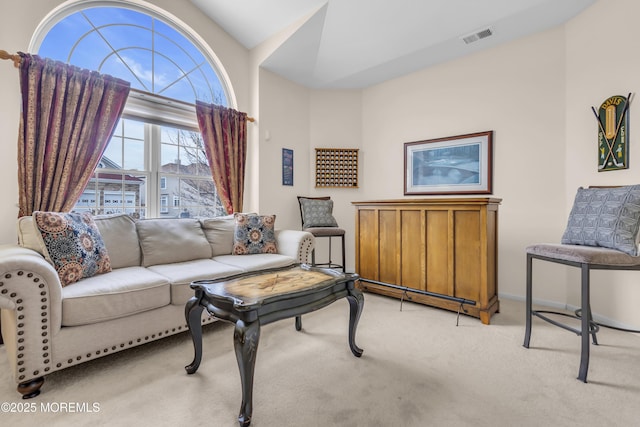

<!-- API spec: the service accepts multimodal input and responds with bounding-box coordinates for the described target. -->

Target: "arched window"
[35,2,232,218]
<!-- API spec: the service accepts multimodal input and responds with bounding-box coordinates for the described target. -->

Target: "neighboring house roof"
[94,172,144,183]
[90,155,144,184]
[97,156,122,169]
[161,162,209,175]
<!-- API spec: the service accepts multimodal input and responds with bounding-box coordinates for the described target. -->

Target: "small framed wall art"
[593,93,631,172]
[404,131,493,195]
[282,148,293,186]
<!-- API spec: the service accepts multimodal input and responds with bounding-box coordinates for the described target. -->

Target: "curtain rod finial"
[0,50,21,68]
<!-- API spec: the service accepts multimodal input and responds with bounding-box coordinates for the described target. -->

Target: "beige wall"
[256,0,640,326]
[348,0,640,326]
[308,89,363,270]
[563,0,640,326]
[2,0,639,326]
[257,69,311,228]
[255,70,363,268]
[360,25,569,306]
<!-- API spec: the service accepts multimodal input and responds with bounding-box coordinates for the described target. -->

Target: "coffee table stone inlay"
[184,264,364,427]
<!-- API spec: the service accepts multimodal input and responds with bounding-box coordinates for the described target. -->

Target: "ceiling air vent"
[462,27,493,45]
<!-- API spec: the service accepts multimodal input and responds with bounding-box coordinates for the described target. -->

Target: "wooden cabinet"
[352,198,501,324]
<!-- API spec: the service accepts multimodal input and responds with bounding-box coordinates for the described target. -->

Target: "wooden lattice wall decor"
[315,148,359,188]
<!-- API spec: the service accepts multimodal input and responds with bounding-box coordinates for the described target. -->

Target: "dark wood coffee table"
[184,264,364,427]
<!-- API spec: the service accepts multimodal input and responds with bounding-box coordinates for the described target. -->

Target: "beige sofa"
[0,213,314,398]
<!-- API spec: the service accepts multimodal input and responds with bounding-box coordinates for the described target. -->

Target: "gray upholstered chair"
[297,196,345,271]
[523,185,640,382]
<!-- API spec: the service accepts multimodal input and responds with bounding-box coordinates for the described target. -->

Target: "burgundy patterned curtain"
[195,101,248,214]
[17,53,130,217]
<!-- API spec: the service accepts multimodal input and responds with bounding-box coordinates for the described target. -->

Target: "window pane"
[38,14,93,62]
[38,6,229,106]
[155,19,202,60]
[124,119,145,140]
[123,138,145,170]
[82,7,153,28]
[190,178,225,217]
[161,144,179,173]
[100,24,152,52]
[103,135,123,168]
[74,189,98,214]
[102,50,153,92]
[71,31,115,70]
[102,118,145,170]
[160,125,209,175]
[39,5,229,219]
[73,172,146,219]
[96,172,146,216]
[157,75,197,103]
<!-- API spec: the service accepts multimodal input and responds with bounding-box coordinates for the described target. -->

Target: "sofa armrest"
[275,230,315,264]
[0,244,63,380]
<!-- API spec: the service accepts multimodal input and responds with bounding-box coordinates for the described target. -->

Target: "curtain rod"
[0,49,255,123]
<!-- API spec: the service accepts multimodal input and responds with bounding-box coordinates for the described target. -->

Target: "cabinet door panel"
[400,210,423,289]
[485,210,498,299]
[454,210,481,301]
[425,210,449,295]
[379,210,398,284]
[357,209,378,280]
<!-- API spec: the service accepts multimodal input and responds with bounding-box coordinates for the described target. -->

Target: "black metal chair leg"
[341,234,346,271]
[587,302,599,345]
[523,253,533,348]
[578,263,590,383]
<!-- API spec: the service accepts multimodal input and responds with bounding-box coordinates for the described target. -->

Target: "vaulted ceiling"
[190,0,596,89]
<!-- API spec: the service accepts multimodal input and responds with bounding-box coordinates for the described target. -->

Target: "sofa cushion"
[61,266,170,326]
[200,215,235,256]
[213,254,296,272]
[137,218,212,267]
[561,185,640,255]
[94,213,141,269]
[33,211,112,286]
[147,259,243,305]
[233,213,278,255]
[17,216,47,256]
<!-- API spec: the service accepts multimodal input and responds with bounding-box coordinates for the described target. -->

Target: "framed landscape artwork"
[404,131,493,195]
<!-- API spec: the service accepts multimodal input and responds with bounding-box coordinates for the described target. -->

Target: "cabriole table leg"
[234,319,261,427]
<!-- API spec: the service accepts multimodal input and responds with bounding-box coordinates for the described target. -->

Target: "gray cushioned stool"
[523,243,640,382]
[297,196,346,271]
[303,226,345,270]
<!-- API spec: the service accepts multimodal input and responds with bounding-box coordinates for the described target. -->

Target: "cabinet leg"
[480,311,491,325]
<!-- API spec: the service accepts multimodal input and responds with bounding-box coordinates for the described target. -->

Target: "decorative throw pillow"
[33,211,112,286]
[299,198,339,228]
[561,185,640,255]
[232,213,277,255]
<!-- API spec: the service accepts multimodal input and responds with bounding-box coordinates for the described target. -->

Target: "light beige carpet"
[1,294,639,426]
